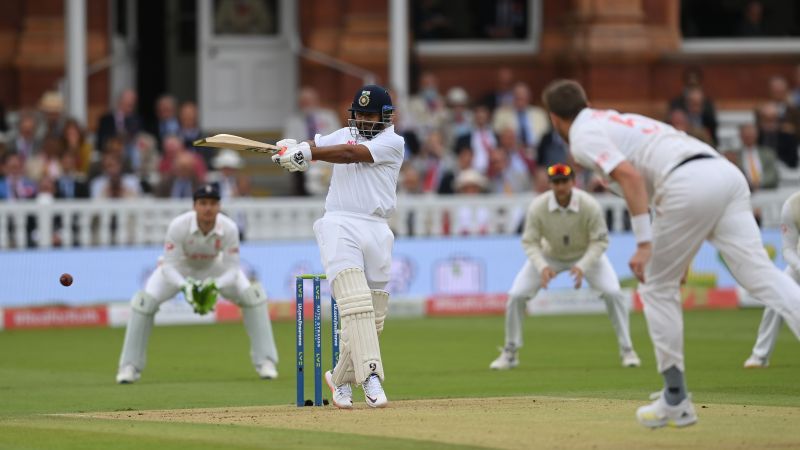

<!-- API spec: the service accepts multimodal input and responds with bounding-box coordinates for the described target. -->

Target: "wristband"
[631,213,652,244]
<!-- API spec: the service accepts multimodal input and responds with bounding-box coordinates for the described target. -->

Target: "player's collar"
[548,190,580,213]
[190,212,224,236]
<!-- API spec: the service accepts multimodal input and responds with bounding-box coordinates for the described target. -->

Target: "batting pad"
[332,289,391,385]
[372,290,389,335]
[332,268,384,383]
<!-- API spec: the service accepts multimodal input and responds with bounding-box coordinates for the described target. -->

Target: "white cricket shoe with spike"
[636,390,698,428]
[362,373,388,408]
[257,360,278,379]
[489,345,519,370]
[116,365,140,384]
[325,370,353,409]
[621,350,642,368]
[743,354,769,368]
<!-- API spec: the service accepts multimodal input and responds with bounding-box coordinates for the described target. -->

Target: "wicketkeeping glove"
[182,278,219,315]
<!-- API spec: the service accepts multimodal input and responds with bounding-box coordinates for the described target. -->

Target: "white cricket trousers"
[505,254,633,354]
[749,266,800,360]
[640,157,800,373]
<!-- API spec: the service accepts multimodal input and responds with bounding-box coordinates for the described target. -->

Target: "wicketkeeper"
[490,164,640,370]
[116,184,279,383]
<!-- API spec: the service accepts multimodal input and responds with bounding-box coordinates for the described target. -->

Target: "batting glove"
[271,141,311,172]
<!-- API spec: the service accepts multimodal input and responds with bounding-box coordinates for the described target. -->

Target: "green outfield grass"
[1,309,798,449]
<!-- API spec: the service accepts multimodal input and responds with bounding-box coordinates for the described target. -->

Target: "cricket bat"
[193,134,280,154]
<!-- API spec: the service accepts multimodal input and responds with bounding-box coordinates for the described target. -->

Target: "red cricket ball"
[60,273,73,287]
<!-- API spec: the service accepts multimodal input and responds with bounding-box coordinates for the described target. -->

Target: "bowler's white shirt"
[161,211,240,286]
[315,125,405,218]
[569,108,717,197]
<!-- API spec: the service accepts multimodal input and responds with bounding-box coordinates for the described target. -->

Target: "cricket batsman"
[272,84,404,409]
[490,163,640,370]
[115,184,279,383]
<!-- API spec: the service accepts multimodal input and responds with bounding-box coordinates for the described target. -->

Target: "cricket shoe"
[743,354,769,369]
[362,373,388,408]
[489,345,519,370]
[636,390,697,428]
[116,365,141,384]
[257,360,278,379]
[324,370,353,409]
[621,350,641,368]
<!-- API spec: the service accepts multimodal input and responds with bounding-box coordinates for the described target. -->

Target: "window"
[681,0,800,53]
[412,0,541,56]
[213,0,279,36]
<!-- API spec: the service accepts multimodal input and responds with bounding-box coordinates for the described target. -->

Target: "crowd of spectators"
[1,63,799,241]
[0,89,251,206]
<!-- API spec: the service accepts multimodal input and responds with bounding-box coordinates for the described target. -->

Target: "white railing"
[0,188,794,249]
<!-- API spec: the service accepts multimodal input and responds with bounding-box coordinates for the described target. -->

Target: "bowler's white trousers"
[641,157,800,372]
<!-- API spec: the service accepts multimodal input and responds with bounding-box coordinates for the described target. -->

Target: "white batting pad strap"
[130,291,159,315]
[333,269,374,317]
[344,311,384,382]
[372,290,389,335]
[238,283,268,307]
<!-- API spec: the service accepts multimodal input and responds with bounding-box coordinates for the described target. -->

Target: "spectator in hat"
[208,149,251,199]
[37,91,66,140]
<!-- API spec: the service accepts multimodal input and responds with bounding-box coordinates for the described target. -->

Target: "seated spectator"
[738,0,766,37]
[178,101,211,167]
[35,176,56,204]
[36,91,66,140]
[481,67,515,111]
[492,128,535,193]
[26,136,64,182]
[757,102,799,168]
[443,87,473,148]
[670,67,718,145]
[90,154,141,199]
[732,123,779,191]
[208,149,250,198]
[408,71,448,139]
[55,151,89,199]
[398,163,424,195]
[668,108,713,146]
[61,118,93,175]
[95,88,141,153]
[7,110,41,163]
[158,135,207,181]
[453,169,491,235]
[454,104,496,174]
[0,153,37,200]
[766,75,800,138]
[148,94,180,148]
[132,132,161,193]
[156,152,203,198]
[89,136,133,180]
[492,82,549,153]
[438,146,475,195]
[411,129,454,194]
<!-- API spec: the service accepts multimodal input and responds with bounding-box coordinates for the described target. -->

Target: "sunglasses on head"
[547,164,573,177]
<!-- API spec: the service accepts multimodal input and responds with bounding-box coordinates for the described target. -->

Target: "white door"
[198,0,296,132]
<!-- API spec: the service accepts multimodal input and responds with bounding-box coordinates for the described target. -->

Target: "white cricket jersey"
[569,108,718,197]
[315,126,405,218]
[781,191,800,272]
[161,211,241,286]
